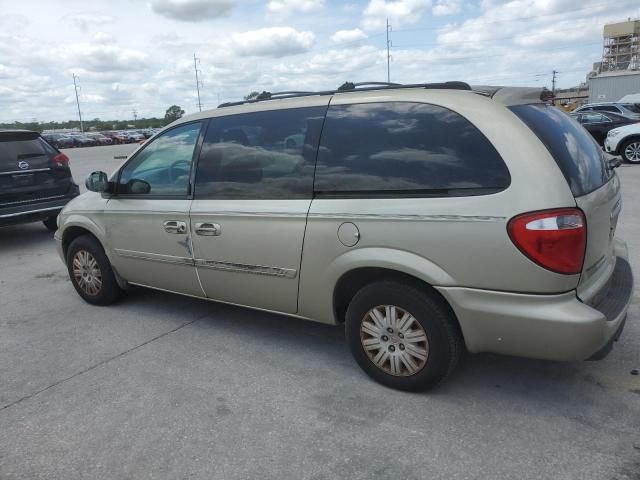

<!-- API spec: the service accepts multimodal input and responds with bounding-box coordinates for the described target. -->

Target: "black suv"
[0,130,79,231]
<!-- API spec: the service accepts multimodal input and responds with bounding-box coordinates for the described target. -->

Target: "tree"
[244,91,259,100]
[164,105,185,123]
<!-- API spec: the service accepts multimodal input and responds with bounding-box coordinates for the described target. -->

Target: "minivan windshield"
[509,105,612,197]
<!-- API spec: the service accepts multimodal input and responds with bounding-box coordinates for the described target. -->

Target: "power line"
[72,73,83,133]
[194,53,203,112]
[386,18,392,83]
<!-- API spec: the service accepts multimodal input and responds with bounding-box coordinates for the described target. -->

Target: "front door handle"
[163,220,187,234]
[194,222,222,236]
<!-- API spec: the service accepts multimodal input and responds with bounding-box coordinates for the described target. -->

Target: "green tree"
[164,105,185,123]
[244,91,259,100]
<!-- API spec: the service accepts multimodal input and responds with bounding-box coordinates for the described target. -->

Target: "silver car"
[54,82,633,391]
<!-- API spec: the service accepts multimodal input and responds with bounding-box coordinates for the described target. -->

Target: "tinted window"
[510,105,612,196]
[0,132,55,172]
[314,102,510,195]
[622,103,640,113]
[593,106,620,113]
[118,122,202,196]
[194,107,326,199]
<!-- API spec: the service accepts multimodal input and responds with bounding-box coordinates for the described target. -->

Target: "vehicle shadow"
[0,223,54,250]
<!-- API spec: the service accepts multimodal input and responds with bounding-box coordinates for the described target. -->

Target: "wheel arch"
[332,267,464,344]
[619,134,640,156]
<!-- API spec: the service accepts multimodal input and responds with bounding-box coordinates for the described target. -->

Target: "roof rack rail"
[217,81,472,108]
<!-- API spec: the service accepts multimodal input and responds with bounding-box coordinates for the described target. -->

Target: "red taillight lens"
[508,208,586,275]
[53,153,69,167]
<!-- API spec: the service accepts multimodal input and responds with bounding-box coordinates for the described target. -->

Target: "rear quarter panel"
[298,90,580,324]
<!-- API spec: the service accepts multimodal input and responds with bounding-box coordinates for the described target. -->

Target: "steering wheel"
[168,160,191,183]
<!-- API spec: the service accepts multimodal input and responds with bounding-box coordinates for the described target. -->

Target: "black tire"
[66,235,123,305]
[621,138,640,164]
[345,281,462,392]
[42,216,58,232]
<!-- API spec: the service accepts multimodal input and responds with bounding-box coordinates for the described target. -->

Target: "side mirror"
[608,157,622,169]
[85,171,109,192]
[127,178,151,194]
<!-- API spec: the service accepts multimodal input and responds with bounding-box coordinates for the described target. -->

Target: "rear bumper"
[436,256,633,361]
[0,188,79,227]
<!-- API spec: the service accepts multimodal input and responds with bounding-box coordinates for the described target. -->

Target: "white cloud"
[230,27,315,57]
[65,14,115,32]
[362,0,431,30]
[92,32,115,44]
[266,0,324,16]
[331,28,368,43]
[50,44,148,72]
[432,0,460,16]
[150,0,236,21]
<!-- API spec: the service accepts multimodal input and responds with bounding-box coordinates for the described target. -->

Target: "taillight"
[508,208,586,275]
[53,153,69,167]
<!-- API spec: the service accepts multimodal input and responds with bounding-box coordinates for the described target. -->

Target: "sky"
[1,0,639,123]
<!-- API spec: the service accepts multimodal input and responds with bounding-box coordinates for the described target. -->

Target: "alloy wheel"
[624,142,640,163]
[72,250,103,296]
[360,305,429,376]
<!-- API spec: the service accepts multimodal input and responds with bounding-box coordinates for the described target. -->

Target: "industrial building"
[588,19,640,102]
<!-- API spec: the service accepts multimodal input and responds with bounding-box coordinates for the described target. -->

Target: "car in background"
[126,131,145,142]
[570,111,639,145]
[604,122,640,163]
[141,129,154,138]
[574,102,640,120]
[0,130,79,231]
[85,133,113,146]
[113,131,135,144]
[65,133,97,148]
[42,133,75,149]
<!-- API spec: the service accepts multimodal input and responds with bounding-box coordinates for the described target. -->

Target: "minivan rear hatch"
[0,131,71,205]
[509,104,620,301]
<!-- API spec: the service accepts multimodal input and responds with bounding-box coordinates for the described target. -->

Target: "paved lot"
[1,145,639,480]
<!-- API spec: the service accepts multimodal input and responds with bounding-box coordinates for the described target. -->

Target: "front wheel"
[621,139,640,164]
[345,281,462,392]
[66,235,123,305]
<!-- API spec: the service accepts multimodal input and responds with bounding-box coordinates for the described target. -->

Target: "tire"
[66,235,123,305]
[621,138,640,164]
[43,216,58,231]
[345,281,462,392]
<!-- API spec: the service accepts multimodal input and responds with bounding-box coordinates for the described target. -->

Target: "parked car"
[570,111,639,145]
[42,133,75,149]
[604,122,640,163]
[573,102,640,120]
[112,131,134,144]
[126,131,145,141]
[85,133,113,146]
[55,82,632,391]
[1,130,79,230]
[65,133,97,148]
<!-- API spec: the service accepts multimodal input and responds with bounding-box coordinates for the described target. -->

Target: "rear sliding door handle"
[194,222,222,236]
[163,220,187,234]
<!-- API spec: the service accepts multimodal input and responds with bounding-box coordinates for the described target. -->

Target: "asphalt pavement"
[0,144,639,480]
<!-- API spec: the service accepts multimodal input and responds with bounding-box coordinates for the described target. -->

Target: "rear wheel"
[42,216,58,231]
[66,235,123,305]
[621,138,640,164]
[345,281,462,392]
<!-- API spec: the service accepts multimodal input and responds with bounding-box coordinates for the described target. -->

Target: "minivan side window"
[194,107,326,200]
[118,122,202,196]
[313,102,510,196]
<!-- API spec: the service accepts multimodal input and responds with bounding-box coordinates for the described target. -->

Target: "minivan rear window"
[509,105,612,197]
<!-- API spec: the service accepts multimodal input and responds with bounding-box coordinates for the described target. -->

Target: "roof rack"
[217,81,472,108]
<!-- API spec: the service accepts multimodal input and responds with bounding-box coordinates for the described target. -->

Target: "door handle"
[194,222,222,236]
[163,220,187,234]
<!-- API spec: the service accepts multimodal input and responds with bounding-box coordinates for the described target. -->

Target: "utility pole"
[132,109,138,121]
[386,18,392,83]
[194,53,203,112]
[72,74,83,133]
[551,69,558,101]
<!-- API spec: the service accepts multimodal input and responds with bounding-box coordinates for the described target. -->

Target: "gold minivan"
[54,82,633,391]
